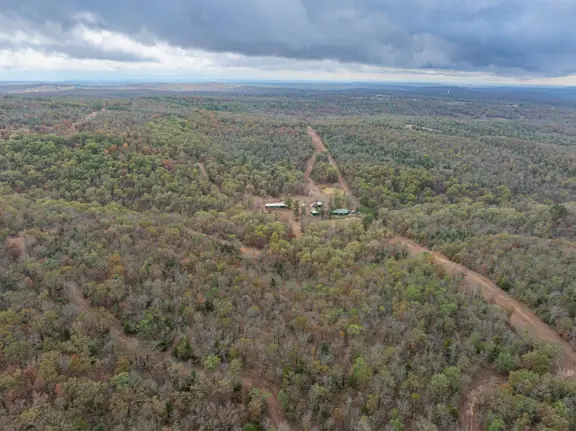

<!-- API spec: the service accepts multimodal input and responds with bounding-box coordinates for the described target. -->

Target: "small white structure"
[265,202,288,209]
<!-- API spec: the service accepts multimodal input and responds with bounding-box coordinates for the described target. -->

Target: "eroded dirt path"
[65,281,291,429]
[390,236,576,430]
[461,372,507,431]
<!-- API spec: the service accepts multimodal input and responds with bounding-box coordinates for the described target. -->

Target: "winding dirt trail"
[390,236,576,374]
[390,236,576,430]
[65,281,292,429]
[304,126,576,430]
[65,282,145,349]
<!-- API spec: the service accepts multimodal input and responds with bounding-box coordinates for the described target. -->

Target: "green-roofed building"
[330,209,351,217]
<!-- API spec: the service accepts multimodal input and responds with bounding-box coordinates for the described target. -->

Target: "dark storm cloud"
[3,0,576,76]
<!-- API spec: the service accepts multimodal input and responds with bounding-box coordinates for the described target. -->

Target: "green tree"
[350,356,372,388]
[203,355,221,372]
[173,337,193,361]
[550,204,568,222]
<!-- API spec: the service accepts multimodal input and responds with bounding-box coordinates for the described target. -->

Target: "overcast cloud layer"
[1,0,576,82]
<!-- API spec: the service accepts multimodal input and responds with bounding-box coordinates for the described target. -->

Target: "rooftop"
[331,208,350,215]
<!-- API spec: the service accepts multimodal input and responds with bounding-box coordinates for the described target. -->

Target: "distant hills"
[2,81,576,106]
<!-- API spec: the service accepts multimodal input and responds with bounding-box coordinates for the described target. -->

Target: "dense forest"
[0,89,575,430]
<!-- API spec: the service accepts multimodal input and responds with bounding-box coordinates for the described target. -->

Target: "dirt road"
[304,153,317,181]
[307,126,328,152]
[303,129,327,202]
[307,127,358,208]
[65,281,292,429]
[1,109,105,137]
[303,131,576,428]
[303,153,327,203]
[390,236,576,374]
[390,236,576,430]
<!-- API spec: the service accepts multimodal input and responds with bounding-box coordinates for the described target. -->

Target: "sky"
[2,0,576,84]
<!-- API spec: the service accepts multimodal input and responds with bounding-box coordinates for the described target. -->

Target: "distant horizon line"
[0,79,574,89]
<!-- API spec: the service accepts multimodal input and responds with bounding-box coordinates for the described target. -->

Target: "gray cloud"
[0,41,149,63]
[3,0,576,76]
[0,13,153,63]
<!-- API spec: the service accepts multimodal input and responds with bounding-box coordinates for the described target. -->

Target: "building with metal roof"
[330,209,351,216]
[265,202,288,209]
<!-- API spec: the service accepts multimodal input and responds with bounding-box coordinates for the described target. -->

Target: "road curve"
[390,236,576,376]
[390,236,576,430]
[305,125,576,430]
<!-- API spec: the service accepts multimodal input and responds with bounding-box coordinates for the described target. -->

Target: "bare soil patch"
[321,186,340,195]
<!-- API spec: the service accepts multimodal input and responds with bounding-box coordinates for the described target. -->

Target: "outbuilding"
[265,202,288,209]
[330,209,351,217]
